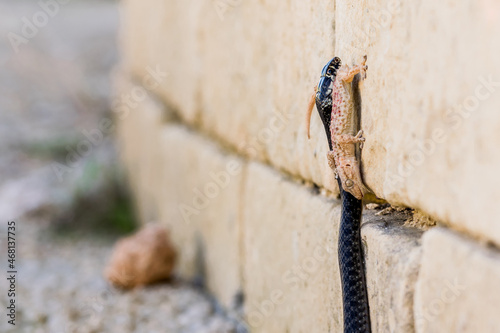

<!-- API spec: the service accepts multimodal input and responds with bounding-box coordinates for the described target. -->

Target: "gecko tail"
[306,88,317,139]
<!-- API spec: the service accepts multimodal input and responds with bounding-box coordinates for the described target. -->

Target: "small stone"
[375,206,395,216]
[365,203,380,210]
[105,224,177,289]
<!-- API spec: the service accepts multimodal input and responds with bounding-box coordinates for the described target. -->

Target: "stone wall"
[114,0,500,332]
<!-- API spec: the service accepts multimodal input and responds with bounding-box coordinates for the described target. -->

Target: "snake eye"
[327,67,337,76]
[345,179,354,188]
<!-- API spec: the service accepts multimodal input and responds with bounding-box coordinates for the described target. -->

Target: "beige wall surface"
[116,0,500,332]
[121,0,500,247]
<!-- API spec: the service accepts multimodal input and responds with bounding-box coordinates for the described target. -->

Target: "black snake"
[311,57,372,333]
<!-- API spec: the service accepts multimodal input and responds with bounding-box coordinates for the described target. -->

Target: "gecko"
[306,55,368,199]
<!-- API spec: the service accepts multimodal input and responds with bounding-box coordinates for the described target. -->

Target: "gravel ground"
[0,220,241,333]
[0,1,244,332]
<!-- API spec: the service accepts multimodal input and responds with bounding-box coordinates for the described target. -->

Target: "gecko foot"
[334,131,365,145]
[339,55,368,82]
[355,130,365,149]
[327,151,336,170]
[359,55,368,79]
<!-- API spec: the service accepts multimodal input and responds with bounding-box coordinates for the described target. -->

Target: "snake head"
[306,57,341,143]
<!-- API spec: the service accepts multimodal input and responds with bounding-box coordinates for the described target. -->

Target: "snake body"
[313,57,371,333]
[336,183,371,333]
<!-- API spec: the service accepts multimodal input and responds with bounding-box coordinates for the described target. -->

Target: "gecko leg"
[338,55,368,83]
[334,130,365,145]
[327,151,338,178]
[356,129,365,149]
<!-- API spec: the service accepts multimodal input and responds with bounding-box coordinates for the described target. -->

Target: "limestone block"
[116,99,427,330]
[157,124,244,308]
[336,0,500,245]
[121,0,500,247]
[117,2,500,328]
[114,78,165,223]
[119,0,339,193]
[134,98,164,224]
[363,209,423,333]
[119,0,155,76]
[414,228,500,333]
[121,0,203,124]
[241,162,342,332]
[197,0,338,193]
[114,78,142,191]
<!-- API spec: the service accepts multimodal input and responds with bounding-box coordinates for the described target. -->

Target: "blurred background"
[0,1,241,332]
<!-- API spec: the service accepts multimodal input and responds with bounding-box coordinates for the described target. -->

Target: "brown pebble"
[105,224,177,289]
[365,203,380,210]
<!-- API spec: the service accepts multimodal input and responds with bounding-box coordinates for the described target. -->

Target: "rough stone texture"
[120,0,500,249]
[116,0,500,331]
[242,162,342,332]
[156,123,244,309]
[363,209,423,333]
[119,0,339,195]
[336,0,500,246]
[414,228,500,333]
[116,99,431,331]
[197,1,337,193]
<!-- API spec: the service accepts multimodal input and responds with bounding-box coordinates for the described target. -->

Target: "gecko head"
[343,177,366,200]
[337,158,367,200]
